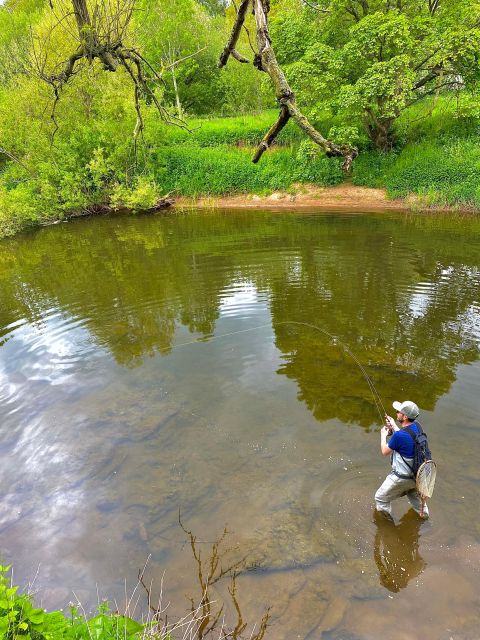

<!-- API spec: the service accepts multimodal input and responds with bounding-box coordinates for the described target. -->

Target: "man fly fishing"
[375,400,430,519]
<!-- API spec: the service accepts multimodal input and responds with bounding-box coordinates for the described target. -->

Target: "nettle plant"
[0,565,145,640]
[273,0,480,150]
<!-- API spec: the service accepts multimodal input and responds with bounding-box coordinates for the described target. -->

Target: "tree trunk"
[171,66,183,120]
[71,0,117,70]
[219,0,356,170]
[364,112,394,151]
[251,0,357,169]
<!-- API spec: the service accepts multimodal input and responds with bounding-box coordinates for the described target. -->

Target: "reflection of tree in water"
[0,215,241,365]
[373,510,426,593]
[268,221,480,427]
[0,211,479,412]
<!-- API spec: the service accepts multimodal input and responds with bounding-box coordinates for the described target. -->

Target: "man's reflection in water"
[373,509,427,592]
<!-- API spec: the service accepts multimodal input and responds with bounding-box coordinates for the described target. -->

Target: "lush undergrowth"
[139,98,480,208]
[353,139,480,208]
[352,99,480,208]
[0,96,479,240]
[154,145,343,196]
[0,565,155,640]
[153,110,305,147]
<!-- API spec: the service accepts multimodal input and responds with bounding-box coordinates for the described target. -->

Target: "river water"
[0,208,479,639]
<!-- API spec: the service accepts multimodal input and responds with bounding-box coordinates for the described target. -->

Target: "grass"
[147,110,305,148]
[350,96,480,208]
[1,95,479,240]
[149,96,480,209]
[153,145,344,197]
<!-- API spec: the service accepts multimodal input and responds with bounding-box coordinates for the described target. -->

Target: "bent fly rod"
[170,320,389,424]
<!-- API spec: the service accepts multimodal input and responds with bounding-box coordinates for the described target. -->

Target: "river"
[0,208,479,639]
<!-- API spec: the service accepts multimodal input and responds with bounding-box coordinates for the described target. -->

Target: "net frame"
[416,460,437,499]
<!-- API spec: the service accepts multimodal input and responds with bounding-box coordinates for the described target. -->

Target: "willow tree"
[219,0,358,170]
[34,0,180,146]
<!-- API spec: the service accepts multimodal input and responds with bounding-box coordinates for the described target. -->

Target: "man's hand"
[384,415,396,433]
[380,423,393,455]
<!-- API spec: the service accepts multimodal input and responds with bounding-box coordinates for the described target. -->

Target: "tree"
[219,0,358,170]
[272,0,480,150]
[198,0,229,15]
[30,0,182,149]
[136,0,225,118]
[0,0,46,84]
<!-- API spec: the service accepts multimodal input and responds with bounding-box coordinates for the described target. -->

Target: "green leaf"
[118,615,144,635]
[27,608,45,624]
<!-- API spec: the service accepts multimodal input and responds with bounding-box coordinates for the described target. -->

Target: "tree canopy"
[271,0,480,148]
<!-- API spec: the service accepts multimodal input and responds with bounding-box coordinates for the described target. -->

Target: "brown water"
[0,209,479,639]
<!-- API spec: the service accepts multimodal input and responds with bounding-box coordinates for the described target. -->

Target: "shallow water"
[0,208,479,639]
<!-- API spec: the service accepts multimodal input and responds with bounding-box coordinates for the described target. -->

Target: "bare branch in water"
[130,512,271,640]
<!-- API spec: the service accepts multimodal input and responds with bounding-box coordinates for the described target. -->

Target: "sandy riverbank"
[176,184,407,212]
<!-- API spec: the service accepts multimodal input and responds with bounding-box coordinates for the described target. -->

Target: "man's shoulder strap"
[404,423,423,441]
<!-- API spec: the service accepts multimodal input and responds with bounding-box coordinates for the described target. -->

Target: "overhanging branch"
[252,104,290,162]
[218,0,251,68]
[220,0,357,171]
[37,0,189,148]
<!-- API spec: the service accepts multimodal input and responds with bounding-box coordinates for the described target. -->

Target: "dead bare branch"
[231,49,250,63]
[178,513,269,640]
[219,0,357,171]
[0,147,36,177]
[218,0,251,68]
[301,0,331,12]
[252,104,290,162]
[163,46,208,71]
[36,0,189,152]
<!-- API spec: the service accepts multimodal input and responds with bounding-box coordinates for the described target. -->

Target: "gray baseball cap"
[392,400,419,419]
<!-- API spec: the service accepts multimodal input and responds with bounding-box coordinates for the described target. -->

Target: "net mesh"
[416,460,437,498]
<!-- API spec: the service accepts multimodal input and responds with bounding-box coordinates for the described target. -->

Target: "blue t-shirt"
[388,421,421,458]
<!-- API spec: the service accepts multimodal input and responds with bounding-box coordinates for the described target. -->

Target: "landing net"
[417,460,437,499]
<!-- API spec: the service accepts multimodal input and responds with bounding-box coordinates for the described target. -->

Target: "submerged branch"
[178,513,269,639]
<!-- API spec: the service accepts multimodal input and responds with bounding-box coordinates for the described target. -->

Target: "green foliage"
[327,125,361,147]
[134,0,267,117]
[272,0,480,148]
[0,0,46,83]
[111,177,162,210]
[0,565,147,640]
[147,111,303,147]
[0,0,479,240]
[154,145,343,196]
[353,104,480,208]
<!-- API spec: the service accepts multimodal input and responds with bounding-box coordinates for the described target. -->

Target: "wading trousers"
[375,472,429,518]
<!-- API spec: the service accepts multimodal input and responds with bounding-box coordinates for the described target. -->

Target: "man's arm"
[380,424,393,456]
